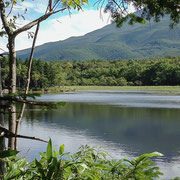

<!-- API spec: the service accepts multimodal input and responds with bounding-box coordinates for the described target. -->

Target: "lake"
[16,91,180,179]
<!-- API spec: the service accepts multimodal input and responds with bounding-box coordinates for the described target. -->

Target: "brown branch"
[0,0,13,35]
[0,125,48,143]
[25,23,40,95]
[15,22,40,149]
[7,1,14,18]
[0,48,6,53]
[112,0,126,15]
[53,0,61,11]
[112,0,122,10]
[49,0,52,12]
[0,96,51,106]
[14,8,66,36]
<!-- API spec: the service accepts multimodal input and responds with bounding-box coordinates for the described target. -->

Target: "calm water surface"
[16,91,180,179]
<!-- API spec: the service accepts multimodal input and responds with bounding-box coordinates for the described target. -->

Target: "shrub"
[2,139,166,180]
[117,77,127,86]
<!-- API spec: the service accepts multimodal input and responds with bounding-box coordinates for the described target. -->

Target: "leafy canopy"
[102,0,180,27]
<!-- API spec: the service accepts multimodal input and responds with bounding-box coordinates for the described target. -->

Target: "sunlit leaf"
[46,139,52,163]
[59,144,65,155]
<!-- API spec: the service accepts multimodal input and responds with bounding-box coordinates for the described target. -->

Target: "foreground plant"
[0,139,168,179]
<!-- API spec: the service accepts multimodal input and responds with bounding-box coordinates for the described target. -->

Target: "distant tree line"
[1,57,180,89]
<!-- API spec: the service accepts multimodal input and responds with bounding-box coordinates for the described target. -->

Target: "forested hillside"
[17,16,180,61]
[1,57,180,89]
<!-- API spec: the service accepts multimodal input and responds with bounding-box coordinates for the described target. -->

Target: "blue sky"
[0,0,134,52]
[0,0,113,52]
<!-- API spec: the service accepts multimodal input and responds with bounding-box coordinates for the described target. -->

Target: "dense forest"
[1,57,180,89]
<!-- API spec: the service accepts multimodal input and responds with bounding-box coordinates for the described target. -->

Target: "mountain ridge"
[17,17,180,61]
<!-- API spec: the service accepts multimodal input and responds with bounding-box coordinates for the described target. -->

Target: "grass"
[42,86,180,95]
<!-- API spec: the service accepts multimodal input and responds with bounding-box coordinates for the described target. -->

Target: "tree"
[0,0,88,149]
[0,54,6,174]
[102,0,180,27]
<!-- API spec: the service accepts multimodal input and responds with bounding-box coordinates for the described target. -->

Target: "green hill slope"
[17,17,180,61]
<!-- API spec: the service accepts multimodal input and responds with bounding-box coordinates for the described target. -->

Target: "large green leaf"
[135,152,163,164]
[59,144,65,155]
[35,159,46,179]
[46,139,52,163]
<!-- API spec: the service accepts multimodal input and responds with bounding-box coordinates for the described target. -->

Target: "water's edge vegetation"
[47,85,180,95]
[1,57,180,92]
[3,139,179,180]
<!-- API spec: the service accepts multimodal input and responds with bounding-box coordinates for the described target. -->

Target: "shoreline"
[27,86,180,95]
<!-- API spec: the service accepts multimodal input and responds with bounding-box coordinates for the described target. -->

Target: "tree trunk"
[8,35,16,149]
[8,36,16,94]
[0,58,6,175]
[0,111,6,175]
[0,57,2,96]
[8,105,16,150]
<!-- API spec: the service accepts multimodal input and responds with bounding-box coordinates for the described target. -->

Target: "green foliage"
[41,102,66,111]
[117,77,127,86]
[172,178,180,180]
[0,137,19,177]
[4,92,41,100]
[62,0,88,10]
[4,156,28,180]
[0,139,19,160]
[2,139,166,180]
[2,57,180,89]
[103,0,180,28]
[0,150,18,159]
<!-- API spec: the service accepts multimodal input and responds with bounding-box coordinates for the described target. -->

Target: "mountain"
[17,17,180,61]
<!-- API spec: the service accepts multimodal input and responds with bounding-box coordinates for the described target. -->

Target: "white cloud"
[13,0,48,14]
[0,2,137,54]
[1,0,112,51]
[16,31,33,51]
[127,3,136,13]
[32,2,48,14]
[34,9,111,47]
[22,1,34,8]
[11,9,111,51]
[1,9,111,51]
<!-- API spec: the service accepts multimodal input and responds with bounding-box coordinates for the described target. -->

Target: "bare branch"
[15,22,40,149]
[0,125,48,143]
[14,8,66,36]
[53,0,61,11]
[7,1,14,18]
[0,96,52,107]
[0,48,6,53]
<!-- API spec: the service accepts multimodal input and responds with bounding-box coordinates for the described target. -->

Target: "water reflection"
[36,91,180,109]
[15,92,180,178]
[23,103,180,156]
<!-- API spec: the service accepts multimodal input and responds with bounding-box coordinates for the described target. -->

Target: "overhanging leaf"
[0,150,19,158]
